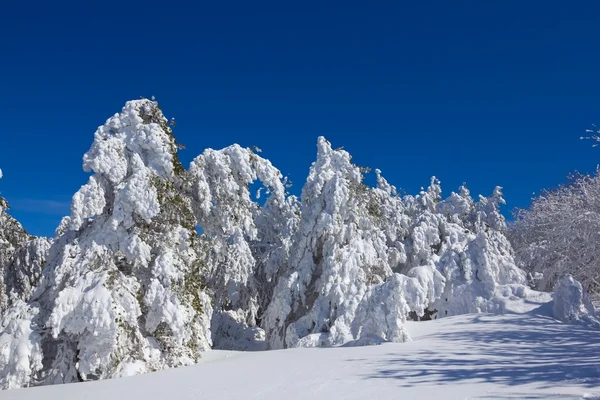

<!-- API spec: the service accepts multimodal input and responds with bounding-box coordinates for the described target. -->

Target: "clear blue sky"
[1,2,600,237]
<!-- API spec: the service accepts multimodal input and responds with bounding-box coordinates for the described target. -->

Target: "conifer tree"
[18,99,212,386]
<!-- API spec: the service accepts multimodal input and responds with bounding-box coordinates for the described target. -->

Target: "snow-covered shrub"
[0,299,43,389]
[351,267,443,344]
[552,274,600,327]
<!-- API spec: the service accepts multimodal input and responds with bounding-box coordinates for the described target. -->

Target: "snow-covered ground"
[3,303,599,400]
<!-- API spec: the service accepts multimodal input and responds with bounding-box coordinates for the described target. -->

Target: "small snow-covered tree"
[396,181,525,318]
[0,299,44,389]
[552,274,599,326]
[431,186,525,317]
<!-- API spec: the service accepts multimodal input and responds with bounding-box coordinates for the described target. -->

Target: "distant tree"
[508,130,600,295]
[509,170,600,294]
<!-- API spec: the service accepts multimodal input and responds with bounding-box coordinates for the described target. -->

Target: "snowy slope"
[3,305,599,400]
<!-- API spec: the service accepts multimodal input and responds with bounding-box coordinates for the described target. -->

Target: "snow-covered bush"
[351,267,443,344]
[0,299,43,389]
[552,274,600,327]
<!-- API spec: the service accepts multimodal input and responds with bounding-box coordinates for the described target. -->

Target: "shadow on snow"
[358,312,600,391]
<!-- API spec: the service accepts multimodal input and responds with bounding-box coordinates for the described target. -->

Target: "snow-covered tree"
[385,180,525,319]
[0,171,50,314]
[264,139,528,349]
[264,137,395,348]
[0,170,49,389]
[0,299,43,389]
[5,99,214,387]
[188,145,298,350]
[0,177,29,311]
[509,171,600,294]
[4,237,50,308]
[428,185,525,317]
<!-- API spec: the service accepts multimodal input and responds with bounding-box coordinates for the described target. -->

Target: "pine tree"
[264,137,393,348]
[188,144,297,350]
[13,99,213,386]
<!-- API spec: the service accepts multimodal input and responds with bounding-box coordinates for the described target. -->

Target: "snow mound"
[553,275,600,327]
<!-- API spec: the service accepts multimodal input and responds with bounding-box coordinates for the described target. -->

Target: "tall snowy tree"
[1,99,213,387]
[264,137,396,348]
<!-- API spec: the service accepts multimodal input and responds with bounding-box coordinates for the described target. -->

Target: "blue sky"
[1,2,600,237]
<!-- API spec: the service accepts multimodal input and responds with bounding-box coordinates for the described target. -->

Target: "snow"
[2,305,599,400]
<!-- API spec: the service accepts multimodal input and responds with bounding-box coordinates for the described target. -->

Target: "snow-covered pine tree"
[0,170,49,389]
[0,170,50,314]
[264,137,397,349]
[0,172,31,312]
[188,145,298,350]
[12,99,213,386]
[429,185,526,317]
[370,169,410,273]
